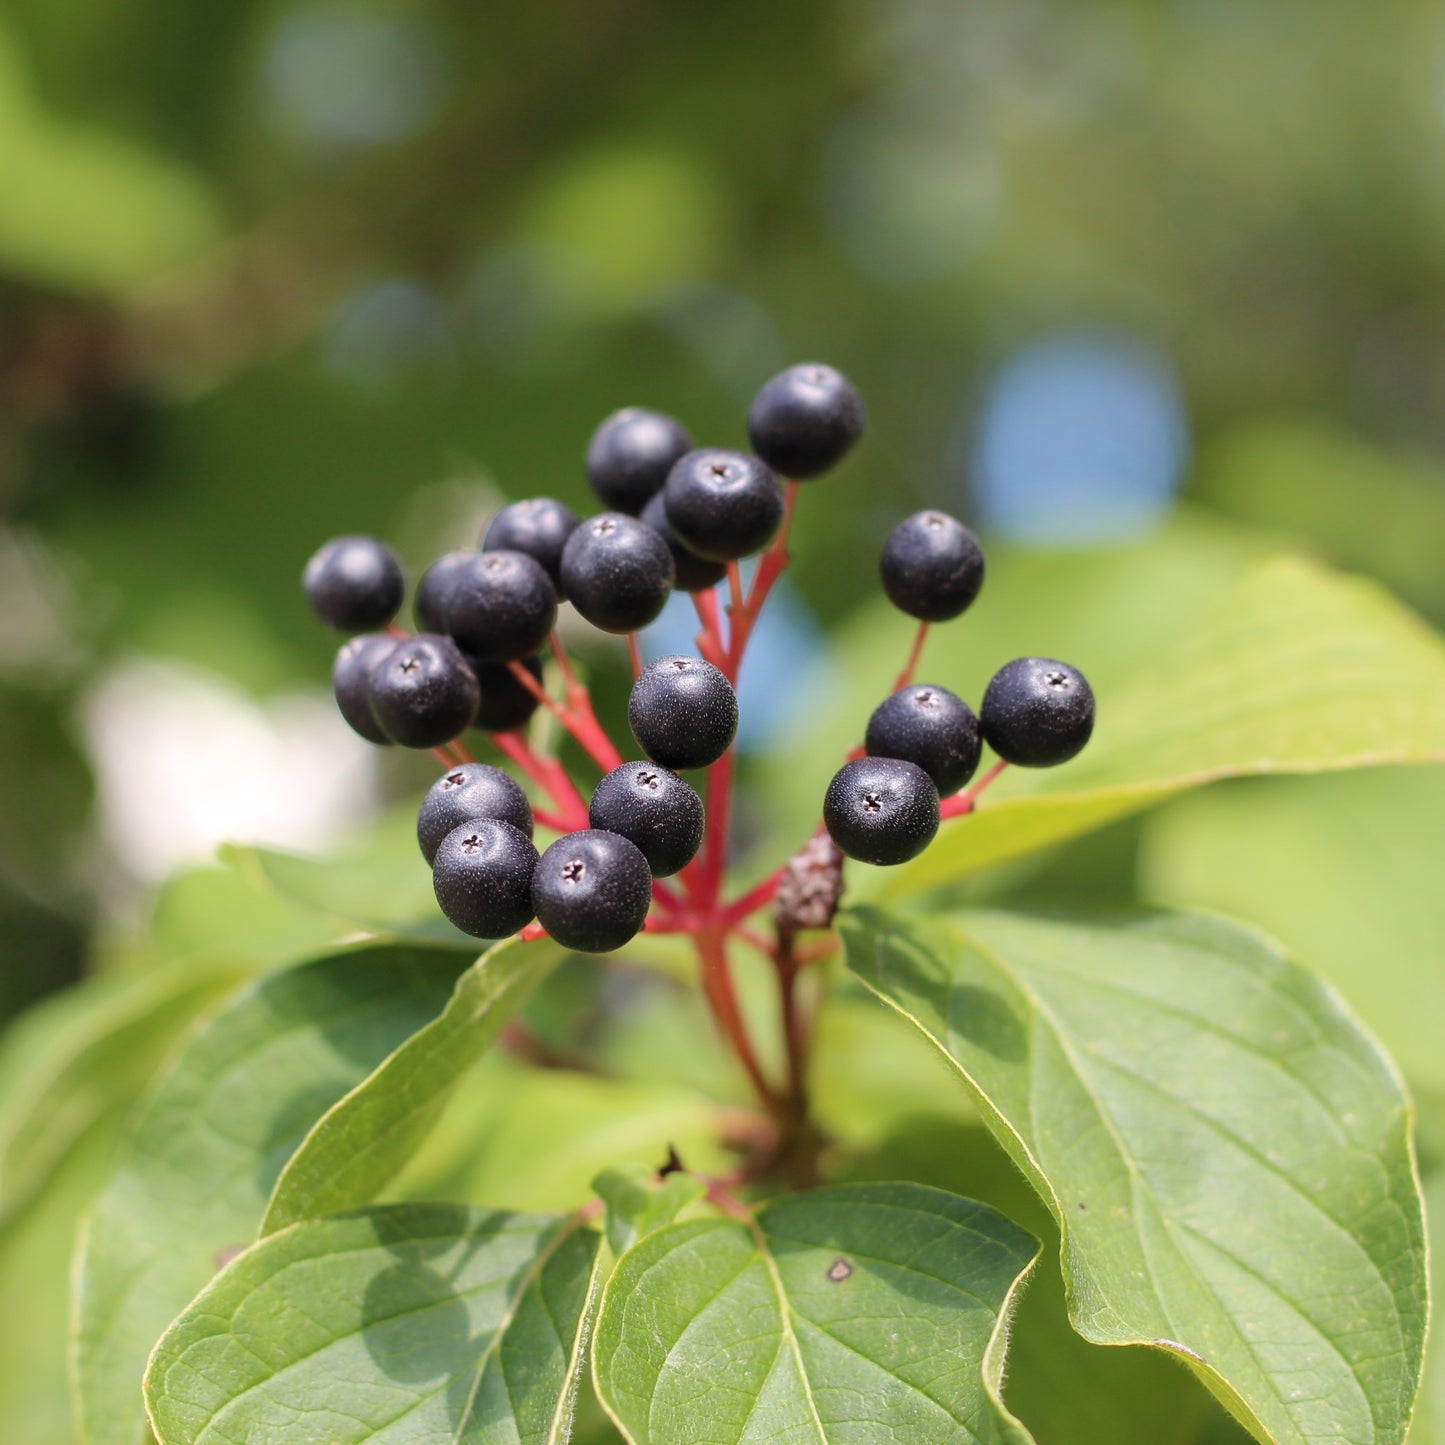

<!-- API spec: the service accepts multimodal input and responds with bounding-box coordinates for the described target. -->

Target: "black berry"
[482,498,580,593]
[414,550,474,634]
[589,763,704,877]
[442,550,557,662]
[880,511,985,622]
[560,513,675,634]
[981,658,1095,767]
[823,756,939,867]
[586,407,693,514]
[331,633,395,745]
[747,362,865,480]
[865,684,981,796]
[641,491,726,593]
[663,450,783,562]
[368,634,479,748]
[432,819,538,938]
[532,830,653,953]
[417,762,533,865]
[303,535,404,632]
[628,655,737,771]
[470,655,544,734]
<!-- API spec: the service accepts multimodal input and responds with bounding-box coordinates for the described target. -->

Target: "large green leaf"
[0,958,247,1236]
[593,1181,1040,1444]
[261,936,562,1233]
[144,1204,602,1445]
[882,556,1445,894]
[1139,768,1445,1097]
[842,906,1427,1445]
[72,942,472,1445]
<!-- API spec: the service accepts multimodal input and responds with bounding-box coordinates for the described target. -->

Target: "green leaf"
[0,959,247,1235]
[593,1181,1040,1444]
[72,942,472,1445]
[592,1164,705,1257]
[1140,767,1445,1097]
[261,936,563,1233]
[885,556,1445,894]
[842,905,1428,1445]
[1405,1171,1445,1444]
[144,1204,603,1445]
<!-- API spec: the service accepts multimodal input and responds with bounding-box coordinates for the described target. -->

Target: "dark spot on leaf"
[827,1257,853,1282]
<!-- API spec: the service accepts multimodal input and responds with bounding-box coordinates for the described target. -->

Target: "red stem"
[692,589,728,669]
[506,658,623,774]
[940,757,1010,818]
[491,730,590,830]
[722,867,786,927]
[627,632,645,680]
[892,621,930,692]
[696,928,776,1104]
[725,481,799,680]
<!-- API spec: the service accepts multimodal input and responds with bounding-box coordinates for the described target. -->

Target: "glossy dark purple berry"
[442,550,557,662]
[303,535,404,632]
[470,655,543,734]
[331,633,395,745]
[532,830,653,953]
[482,498,580,592]
[628,655,737,771]
[560,513,674,634]
[663,450,783,562]
[880,511,985,622]
[747,362,865,480]
[641,491,726,593]
[417,762,533,865]
[589,763,703,877]
[432,819,538,938]
[981,658,1095,767]
[586,407,694,514]
[823,757,939,867]
[865,684,981,797]
[368,634,479,748]
[414,550,474,634]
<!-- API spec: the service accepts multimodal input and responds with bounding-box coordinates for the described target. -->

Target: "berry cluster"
[301,361,1091,1098]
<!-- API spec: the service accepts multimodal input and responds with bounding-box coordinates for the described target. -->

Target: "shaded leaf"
[884,556,1445,894]
[262,936,562,1233]
[144,1204,602,1445]
[843,905,1427,1445]
[593,1181,1040,1444]
[72,943,471,1445]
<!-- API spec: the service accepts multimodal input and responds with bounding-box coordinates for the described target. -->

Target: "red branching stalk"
[723,481,799,681]
[892,620,930,692]
[940,757,1010,818]
[692,589,728,669]
[627,632,645,679]
[505,654,623,774]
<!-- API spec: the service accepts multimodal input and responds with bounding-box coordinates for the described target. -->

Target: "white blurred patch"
[0,525,88,683]
[80,659,380,885]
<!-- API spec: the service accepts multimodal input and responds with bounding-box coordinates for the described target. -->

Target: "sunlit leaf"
[72,943,471,1445]
[843,905,1427,1445]
[145,1205,602,1445]
[262,936,562,1233]
[593,1181,1040,1444]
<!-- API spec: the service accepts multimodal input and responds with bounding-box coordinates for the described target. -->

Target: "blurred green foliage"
[3,0,1445,1440]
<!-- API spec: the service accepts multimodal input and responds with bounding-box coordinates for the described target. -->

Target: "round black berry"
[414,550,474,634]
[532,829,653,953]
[442,550,557,662]
[865,684,981,797]
[470,655,544,734]
[747,362,865,480]
[663,450,783,562]
[589,763,704,877]
[482,498,580,593]
[559,513,675,634]
[331,633,395,745]
[303,535,404,632]
[981,658,1095,767]
[586,407,693,514]
[417,762,533,865]
[641,491,726,593]
[628,655,737,771]
[823,756,940,867]
[368,634,479,748]
[432,819,538,939]
[879,511,986,623]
